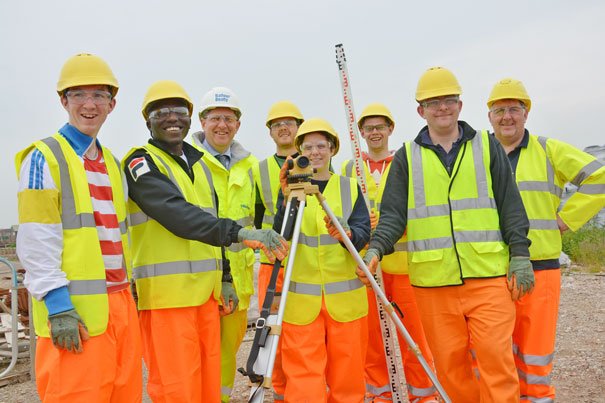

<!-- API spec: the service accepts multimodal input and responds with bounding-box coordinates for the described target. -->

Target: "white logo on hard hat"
[215,93,230,103]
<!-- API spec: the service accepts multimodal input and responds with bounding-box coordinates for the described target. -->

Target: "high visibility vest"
[16,134,130,337]
[405,131,509,287]
[195,145,258,310]
[284,175,368,325]
[254,157,282,265]
[342,160,408,274]
[124,144,222,310]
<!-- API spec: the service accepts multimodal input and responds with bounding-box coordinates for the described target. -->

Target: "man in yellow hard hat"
[342,103,439,403]
[123,80,288,402]
[252,100,304,402]
[361,66,534,402]
[487,78,605,403]
[191,86,261,402]
[15,53,143,402]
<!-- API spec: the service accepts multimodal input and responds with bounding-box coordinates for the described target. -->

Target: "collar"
[58,123,99,157]
[202,137,232,159]
[419,124,463,146]
[362,151,395,163]
[516,129,530,150]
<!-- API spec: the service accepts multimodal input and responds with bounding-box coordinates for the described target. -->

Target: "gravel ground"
[0,268,603,403]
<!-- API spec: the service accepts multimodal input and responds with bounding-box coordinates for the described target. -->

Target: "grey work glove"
[507,256,535,301]
[237,228,289,263]
[220,281,239,316]
[357,248,380,287]
[323,215,351,242]
[48,309,90,353]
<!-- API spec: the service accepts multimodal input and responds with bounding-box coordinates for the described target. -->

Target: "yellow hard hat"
[141,80,193,120]
[57,53,119,96]
[294,118,340,155]
[357,103,395,129]
[487,78,532,112]
[415,66,462,102]
[266,100,304,128]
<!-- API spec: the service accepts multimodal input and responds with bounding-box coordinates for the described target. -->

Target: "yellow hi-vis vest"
[124,144,222,310]
[342,159,408,274]
[284,174,368,325]
[16,134,131,337]
[195,146,258,310]
[518,135,605,260]
[405,131,509,287]
[254,157,283,265]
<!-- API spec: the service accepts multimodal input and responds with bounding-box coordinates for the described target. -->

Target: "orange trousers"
[282,299,366,403]
[514,268,560,402]
[413,277,519,403]
[365,273,438,402]
[36,288,142,403]
[140,298,220,403]
[258,262,286,402]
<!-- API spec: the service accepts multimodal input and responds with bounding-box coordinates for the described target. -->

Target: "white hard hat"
[198,86,241,118]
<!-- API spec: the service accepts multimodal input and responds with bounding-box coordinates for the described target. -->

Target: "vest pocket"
[469,241,504,255]
[410,248,443,263]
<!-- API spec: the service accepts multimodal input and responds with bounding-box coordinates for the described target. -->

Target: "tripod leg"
[317,195,452,403]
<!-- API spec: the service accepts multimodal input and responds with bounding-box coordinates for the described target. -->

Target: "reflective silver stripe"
[409,198,498,220]
[407,237,453,252]
[289,281,321,296]
[571,159,604,186]
[469,348,477,359]
[517,181,563,197]
[259,159,275,214]
[262,215,275,226]
[408,384,437,397]
[153,152,183,194]
[199,206,216,217]
[517,368,551,385]
[228,243,247,253]
[324,278,363,294]
[393,241,408,252]
[221,386,232,396]
[538,137,561,198]
[409,204,450,219]
[411,142,426,207]
[366,383,391,397]
[369,199,375,210]
[513,343,554,366]
[339,176,353,220]
[273,392,284,401]
[129,211,150,226]
[577,183,605,195]
[529,219,559,230]
[197,159,217,214]
[68,279,107,295]
[345,160,354,178]
[455,230,503,243]
[41,137,97,230]
[134,259,218,280]
[520,396,554,403]
[451,197,497,211]
[236,216,254,228]
[297,233,340,247]
[472,131,489,199]
[119,220,127,235]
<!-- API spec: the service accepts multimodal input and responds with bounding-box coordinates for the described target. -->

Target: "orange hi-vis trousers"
[140,298,221,403]
[282,298,366,403]
[36,288,142,403]
[258,262,286,402]
[365,273,438,402]
[514,268,561,403]
[413,277,519,403]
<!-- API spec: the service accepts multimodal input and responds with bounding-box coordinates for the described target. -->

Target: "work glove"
[220,282,239,316]
[323,215,351,242]
[507,256,535,301]
[238,228,289,263]
[357,248,380,287]
[47,309,90,353]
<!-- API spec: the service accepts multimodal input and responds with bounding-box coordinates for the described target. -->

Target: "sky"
[1,0,604,228]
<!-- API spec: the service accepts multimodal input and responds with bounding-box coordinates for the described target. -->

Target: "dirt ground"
[0,267,603,403]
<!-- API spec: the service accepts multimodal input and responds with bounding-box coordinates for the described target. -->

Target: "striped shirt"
[84,151,129,293]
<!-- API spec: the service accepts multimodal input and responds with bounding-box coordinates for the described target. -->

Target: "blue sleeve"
[44,286,75,316]
[347,184,371,251]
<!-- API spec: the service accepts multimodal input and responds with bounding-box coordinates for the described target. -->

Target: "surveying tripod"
[240,163,451,403]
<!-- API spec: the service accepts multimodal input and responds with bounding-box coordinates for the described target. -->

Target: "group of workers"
[14,52,605,403]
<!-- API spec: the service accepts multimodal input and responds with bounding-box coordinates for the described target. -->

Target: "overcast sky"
[2,1,604,228]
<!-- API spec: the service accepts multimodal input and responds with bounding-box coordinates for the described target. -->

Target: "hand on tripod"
[279,157,292,198]
[356,248,380,287]
[238,228,289,263]
[323,215,351,242]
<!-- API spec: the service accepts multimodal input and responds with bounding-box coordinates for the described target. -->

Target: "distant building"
[0,227,17,247]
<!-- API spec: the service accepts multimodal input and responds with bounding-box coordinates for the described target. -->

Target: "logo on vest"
[128,157,150,181]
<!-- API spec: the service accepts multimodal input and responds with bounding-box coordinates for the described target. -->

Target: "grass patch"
[562,220,605,270]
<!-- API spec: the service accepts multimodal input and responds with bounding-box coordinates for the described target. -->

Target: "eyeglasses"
[148,106,190,120]
[490,106,525,117]
[205,114,239,125]
[421,96,459,110]
[301,141,331,153]
[66,90,112,105]
[270,119,297,130]
[362,124,389,133]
